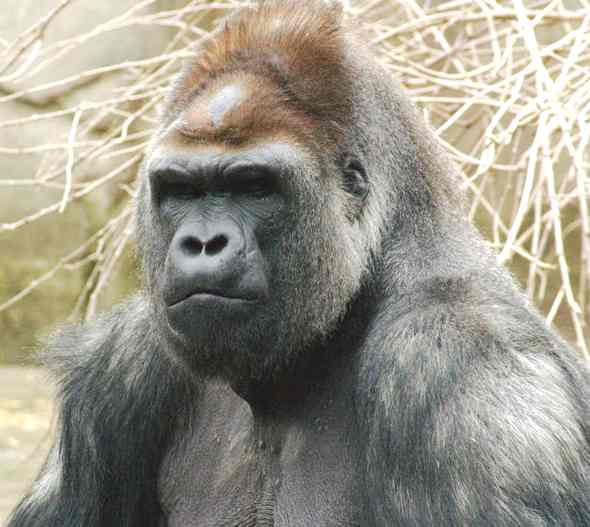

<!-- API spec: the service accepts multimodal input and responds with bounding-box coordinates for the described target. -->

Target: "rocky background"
[0,0,191,364]
[0,368,53,524]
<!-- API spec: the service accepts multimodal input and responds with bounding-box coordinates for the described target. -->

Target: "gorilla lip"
[167,290,258,308]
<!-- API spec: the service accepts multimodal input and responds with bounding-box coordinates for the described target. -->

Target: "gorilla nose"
[180,233,230,257]
[166,221,248,305]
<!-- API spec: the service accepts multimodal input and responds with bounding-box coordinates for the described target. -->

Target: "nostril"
[180,236,204,255]
[205,234,228,256]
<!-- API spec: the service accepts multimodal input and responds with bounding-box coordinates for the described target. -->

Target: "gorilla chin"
[166,292,261,340]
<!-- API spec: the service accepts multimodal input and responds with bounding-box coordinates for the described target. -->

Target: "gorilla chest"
[159,392,365,526]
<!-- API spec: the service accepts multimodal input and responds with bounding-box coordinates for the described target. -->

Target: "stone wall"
[0,1,188,363]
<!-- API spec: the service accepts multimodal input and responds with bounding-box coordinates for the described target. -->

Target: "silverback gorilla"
[8,1,590,526]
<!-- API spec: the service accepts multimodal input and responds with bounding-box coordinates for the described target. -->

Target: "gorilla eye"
[343,159,369,199]
[231,172,277,198]
[161,181,204,200]
[153,169,205,202]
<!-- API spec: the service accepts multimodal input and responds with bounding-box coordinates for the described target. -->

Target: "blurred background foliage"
[0,0,589,364]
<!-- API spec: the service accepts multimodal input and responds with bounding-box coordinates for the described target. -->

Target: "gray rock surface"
[0,367,54,525]
[0,1,171,363]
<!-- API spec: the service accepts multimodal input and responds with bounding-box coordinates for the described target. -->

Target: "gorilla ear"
[343,158,369,201]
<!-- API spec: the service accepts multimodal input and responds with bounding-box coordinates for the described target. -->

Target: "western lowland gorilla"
[8,1,590,526]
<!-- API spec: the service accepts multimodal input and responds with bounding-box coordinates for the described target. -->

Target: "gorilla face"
[139,77,371,383]
[150,144,284,327]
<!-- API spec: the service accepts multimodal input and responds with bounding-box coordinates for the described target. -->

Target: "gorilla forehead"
[207,84,245,128]
[184,80,249,133]
[148,140,312,178]
[176,74,314,146]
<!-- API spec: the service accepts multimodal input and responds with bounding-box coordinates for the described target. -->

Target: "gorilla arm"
[7,297,197,527]
[359,299,590,527]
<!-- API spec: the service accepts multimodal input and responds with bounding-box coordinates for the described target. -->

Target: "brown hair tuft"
[168,0,353,147]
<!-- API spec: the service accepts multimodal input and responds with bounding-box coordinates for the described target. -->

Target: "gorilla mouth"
[167,290,258,308]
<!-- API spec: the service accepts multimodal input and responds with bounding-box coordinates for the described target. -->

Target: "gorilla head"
[136,0,461,385]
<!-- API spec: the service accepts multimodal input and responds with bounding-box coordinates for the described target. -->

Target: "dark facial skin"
[150,148,282,325]
[144,135,369,386]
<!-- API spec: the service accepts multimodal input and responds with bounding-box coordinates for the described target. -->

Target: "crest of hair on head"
[168,0,352,145]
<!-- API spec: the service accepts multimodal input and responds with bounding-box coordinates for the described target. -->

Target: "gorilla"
[8,1,590,526]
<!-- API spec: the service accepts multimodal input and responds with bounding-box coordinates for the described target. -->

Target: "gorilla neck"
[379,204,517,309]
